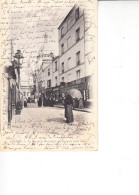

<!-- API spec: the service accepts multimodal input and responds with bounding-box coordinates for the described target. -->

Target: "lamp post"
[13,50,24,102]
[13,50,24,89]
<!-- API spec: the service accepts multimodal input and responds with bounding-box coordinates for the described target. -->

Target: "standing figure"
[50,98,54,107]
[47,98,50,107]
[43,97,47,107]
[24,98,27,108]
[38,97,42,107]
[64,94,74,123]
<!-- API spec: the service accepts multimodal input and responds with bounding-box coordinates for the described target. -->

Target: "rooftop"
[58,5,76,29]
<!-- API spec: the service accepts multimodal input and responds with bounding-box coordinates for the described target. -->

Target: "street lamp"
[13,50,24,93]
[13,50,24,68]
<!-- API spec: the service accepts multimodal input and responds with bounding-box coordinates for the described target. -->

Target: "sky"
[8,0,76,83]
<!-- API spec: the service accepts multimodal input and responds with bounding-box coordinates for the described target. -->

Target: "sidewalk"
[54,104,92,113]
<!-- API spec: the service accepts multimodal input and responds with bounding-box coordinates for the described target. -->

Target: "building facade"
[57,5,94,102]
[58,6,85,83]
[4,50,24,126]
[33,4,96,107]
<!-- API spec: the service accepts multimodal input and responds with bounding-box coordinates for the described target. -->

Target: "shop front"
[52,86,60,103]
[59,76,92,108]
[45,88,53,100]
[60,79,87,99]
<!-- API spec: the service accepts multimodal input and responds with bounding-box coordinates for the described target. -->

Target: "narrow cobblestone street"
[11,103,94,133]
[2,103,97,151]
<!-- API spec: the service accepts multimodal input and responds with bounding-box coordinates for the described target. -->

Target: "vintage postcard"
[0,0,97,151]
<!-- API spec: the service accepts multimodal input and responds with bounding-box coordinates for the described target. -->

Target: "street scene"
[7,103,96,150]
[1,0,97,151]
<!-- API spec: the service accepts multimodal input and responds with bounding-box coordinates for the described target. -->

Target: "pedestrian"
[47,98,50,107]
[24,98,27,108]
[27,97,30,103]
[38,97,42,107]
[64,94,74,123]
[50,98,54,107]
[43,97,47,107]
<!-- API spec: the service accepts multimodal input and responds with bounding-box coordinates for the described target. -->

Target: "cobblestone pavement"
[12,103,93,127]
[3,103,97,151]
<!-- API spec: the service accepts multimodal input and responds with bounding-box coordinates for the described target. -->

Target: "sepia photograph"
[0,0,97,151]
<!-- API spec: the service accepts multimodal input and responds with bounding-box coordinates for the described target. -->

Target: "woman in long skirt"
[24,98,27,107]
[38,97,42,107]
[64,94,74,123]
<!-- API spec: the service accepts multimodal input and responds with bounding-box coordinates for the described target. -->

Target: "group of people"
[24,97,35,107]
[23,94,75,124]
[38,97,55,107]
[38,94,74,124]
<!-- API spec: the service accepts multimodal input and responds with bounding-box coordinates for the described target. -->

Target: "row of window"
[56,70,81,84]
[61,7,80,38]
[46,63,57,77]
[46,51,80,77]
[61,27,80,55]
[47,69,81,88]
[61,51,80,74]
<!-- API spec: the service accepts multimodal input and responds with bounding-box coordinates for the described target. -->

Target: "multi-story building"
[58,6,85,82]
[43,53,53,99]
[34,4,96,106]
[52,56,60,101]
[52,56,60,87]
[58,4,95,101]
[34,48,54,100]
